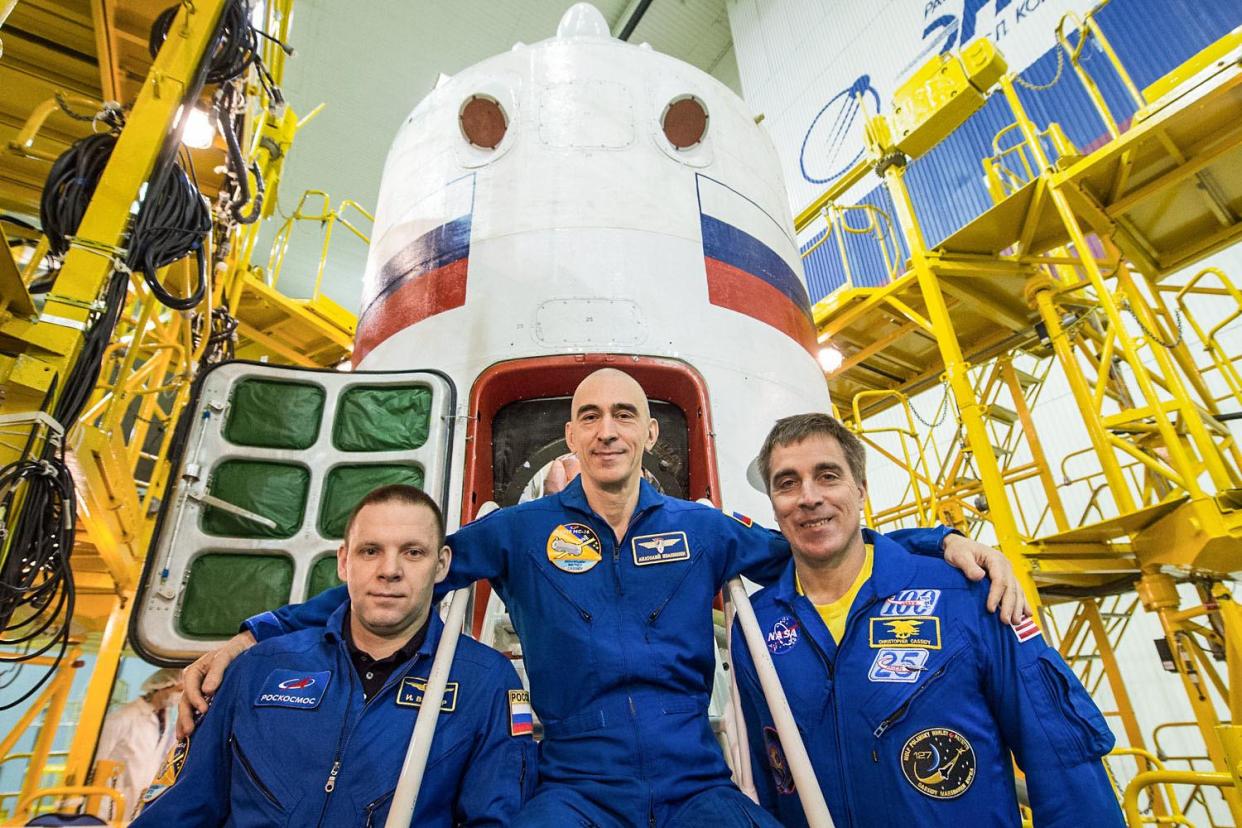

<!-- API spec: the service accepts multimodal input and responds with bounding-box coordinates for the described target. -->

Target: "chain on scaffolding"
[1014,45,1065,92]
[908,382,954,429]
[1121,301,1185,349]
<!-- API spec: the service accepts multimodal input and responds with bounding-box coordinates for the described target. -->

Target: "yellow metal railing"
[263,190,373,300]
[799,203,904,291]
[1125,771,1235,827]
[12,784,126,826]
[983,121,1077,201]
[1107,747,1192,825]
[1055,4,1146,138]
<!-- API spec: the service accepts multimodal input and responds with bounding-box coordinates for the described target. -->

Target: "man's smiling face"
[766,433,866,564]
[564,369,658,491]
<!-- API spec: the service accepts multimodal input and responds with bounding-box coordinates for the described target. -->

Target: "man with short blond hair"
[135,485,534,826]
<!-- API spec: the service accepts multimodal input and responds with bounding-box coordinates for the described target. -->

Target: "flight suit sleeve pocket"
[1026,649,1115,762]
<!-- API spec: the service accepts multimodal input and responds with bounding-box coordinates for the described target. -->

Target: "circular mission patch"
[900,727,976,799]
[546,523,603,573]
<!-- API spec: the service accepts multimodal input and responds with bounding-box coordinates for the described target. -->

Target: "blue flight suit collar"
[769,528,920,660]
[322,599,443,665]
[554,474,666,526]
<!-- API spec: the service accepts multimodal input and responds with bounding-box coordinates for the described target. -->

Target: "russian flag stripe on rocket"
[355,175,475,363]
[697,175,818,354]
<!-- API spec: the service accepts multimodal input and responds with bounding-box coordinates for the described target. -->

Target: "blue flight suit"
[134,604,535,827]
[732,528,1123,827]
[245,478,953,827]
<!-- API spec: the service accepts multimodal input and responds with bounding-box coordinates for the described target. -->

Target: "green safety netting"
[333,385,433,452]
[224,378,325,449]
[201,460,309,538]
[179,553,293,638]
[309,555,344,597]
[319,464,425,539]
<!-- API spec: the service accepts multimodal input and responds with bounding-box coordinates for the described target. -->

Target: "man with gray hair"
[732,413,1122,826]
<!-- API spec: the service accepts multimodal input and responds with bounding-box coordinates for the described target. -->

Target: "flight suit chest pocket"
[229,733,289,817]
[862,634,971,739]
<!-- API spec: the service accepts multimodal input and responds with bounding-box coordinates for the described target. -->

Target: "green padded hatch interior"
[224,378,326,450]
[333,385,433,452]
[309,554,344,597]
[179,553,293,637]
[201,459,310,538]
[319,464,425,539]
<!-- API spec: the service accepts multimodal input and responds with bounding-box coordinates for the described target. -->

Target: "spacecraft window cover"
[179,552,293,638]
[318,463,427,539]
[662,96,708,149]
[200,459,310,539]
[224,378,325,449]
[333,384,433,451]
[460,95,508,149]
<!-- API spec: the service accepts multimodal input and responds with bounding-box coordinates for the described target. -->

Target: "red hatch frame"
[460,354,721,636]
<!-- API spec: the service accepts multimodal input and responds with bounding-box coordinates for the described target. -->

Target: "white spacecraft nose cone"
[557,2,611,39]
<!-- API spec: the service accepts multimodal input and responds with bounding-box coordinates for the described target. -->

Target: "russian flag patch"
[1011,616,1042,643]
[508,689,533,737]
[729,511,753,528]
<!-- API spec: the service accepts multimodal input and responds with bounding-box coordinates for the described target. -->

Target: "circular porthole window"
[661,96,708,150]
[460,95,508,149]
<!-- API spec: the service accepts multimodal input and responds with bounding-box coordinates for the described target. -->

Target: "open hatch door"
[132,361,455,663]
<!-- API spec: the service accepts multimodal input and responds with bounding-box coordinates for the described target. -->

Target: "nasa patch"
[395,676,459,712]
[766,615,800,654]
[254,669,331,709]
[880,589,941,617]
[868,648,929,683]
[763,726,796,795]
[632,531,690,565]
[869,617,942,649]
[138,734,190,808]
[546,523,602,574]
[900,728,976,799]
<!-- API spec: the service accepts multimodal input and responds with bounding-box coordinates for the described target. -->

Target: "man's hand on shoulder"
[176,630,256,738]
[941,534,1032,625]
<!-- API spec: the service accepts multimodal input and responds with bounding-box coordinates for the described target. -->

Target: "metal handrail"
[1124,771,1234,826]
[1054,5,1146,138]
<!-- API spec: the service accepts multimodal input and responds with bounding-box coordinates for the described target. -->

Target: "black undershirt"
[343,611,429,700]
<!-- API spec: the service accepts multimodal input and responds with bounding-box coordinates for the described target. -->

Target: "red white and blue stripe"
[697,175,817,354]
[509,689,533,736]
[355,174,475,363]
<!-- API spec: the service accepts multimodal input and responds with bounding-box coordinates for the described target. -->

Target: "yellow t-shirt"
[797,544,874,644]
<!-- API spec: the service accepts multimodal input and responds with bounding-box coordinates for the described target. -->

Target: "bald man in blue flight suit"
[733,413,1123,827]
[135,486,535,826]
[180,369,1030,827]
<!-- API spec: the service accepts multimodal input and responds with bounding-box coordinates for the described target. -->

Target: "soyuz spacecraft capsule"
[133,4,836,661]
[357,2,830,520]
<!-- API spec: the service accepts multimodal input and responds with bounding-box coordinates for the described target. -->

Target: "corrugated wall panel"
[799,0,1242,304]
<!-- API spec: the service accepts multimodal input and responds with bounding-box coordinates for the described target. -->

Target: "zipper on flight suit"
[870,648,964,762]
[316,643,429,826]
[799,594,881,827]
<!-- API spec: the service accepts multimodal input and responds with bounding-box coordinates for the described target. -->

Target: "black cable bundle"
[150,0,291,225]
[126,160,212,310]
[39,133,118,259]
[149,0,287,107]
[0,410,77,711]
[37,129,210,311]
